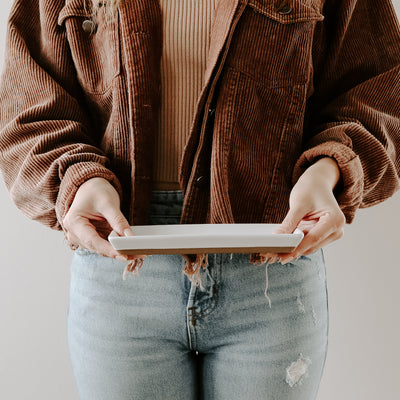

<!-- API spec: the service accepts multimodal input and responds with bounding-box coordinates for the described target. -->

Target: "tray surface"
[108,223,303,255]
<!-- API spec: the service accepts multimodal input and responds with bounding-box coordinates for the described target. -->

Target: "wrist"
[298,157,341,191]
[74,177,121,206]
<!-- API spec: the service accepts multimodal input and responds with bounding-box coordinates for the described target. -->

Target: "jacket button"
[82,19,97,34]
[277,2,293,15]
[195,175,208,188]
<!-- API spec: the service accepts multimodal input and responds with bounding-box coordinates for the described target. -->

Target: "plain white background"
[0,1,399,399]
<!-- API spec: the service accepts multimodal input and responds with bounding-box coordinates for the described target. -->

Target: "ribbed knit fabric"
[152,0,217,190]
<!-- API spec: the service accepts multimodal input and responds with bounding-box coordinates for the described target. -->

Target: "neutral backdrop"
[0,1,399,399]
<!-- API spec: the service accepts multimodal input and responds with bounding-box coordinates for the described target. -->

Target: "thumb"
[274,207,304,234]
[103,207,134,237]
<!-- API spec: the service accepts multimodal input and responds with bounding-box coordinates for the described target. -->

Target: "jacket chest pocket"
[225,0,324,87]
[58,1,121,94]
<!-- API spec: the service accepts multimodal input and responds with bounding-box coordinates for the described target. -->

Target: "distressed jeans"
[67,190,329,400]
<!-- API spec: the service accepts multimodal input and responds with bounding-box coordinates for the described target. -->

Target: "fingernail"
[115,255,128,262]
[124,228,134,236]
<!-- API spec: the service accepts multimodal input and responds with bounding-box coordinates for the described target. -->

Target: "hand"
[62,177,145,261]
[263,157,345,264]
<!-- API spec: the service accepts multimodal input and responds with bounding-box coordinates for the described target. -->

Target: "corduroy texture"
[152,0,217,190]
[86,0,120,17]
[0,0,400,281]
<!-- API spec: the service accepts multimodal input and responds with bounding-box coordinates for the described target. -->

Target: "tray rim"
[108,223,304,253]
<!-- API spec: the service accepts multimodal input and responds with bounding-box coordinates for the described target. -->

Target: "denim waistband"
[147,190,184,225]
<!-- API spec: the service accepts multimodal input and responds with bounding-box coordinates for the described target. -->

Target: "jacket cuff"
[55,162,123,229]
[293,141,364,223]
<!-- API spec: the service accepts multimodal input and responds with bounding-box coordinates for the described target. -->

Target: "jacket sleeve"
[293,0,400,223]
[0,0,122,231]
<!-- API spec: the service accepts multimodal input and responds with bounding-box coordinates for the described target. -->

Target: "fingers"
[299,211,344,252]
[65,214,146,260]
[64,215,117,258]
[268,157,346,263]
[260,209,344,265]
[62,177,142,260]
[279,210,345,263]
[302,228,344,256]
[259,209,305,263]
[273,207,305,234]
[102,207,135,237]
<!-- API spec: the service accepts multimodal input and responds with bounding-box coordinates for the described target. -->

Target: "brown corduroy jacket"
[0,0,400,252]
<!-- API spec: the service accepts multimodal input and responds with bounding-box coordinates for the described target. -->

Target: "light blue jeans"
[67,190,329,399]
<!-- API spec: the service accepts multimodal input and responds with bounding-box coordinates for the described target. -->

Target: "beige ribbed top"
[152,0,217,190]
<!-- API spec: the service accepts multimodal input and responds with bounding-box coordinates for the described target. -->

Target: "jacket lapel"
[203,0,242,87]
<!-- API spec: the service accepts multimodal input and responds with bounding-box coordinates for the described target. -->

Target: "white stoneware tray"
[108,223,304,255]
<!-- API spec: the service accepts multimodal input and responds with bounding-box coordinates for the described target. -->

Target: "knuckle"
[328,211,345,232]
[65,230,72,242]
[62,215,71,230]
[334,210,346,227]
[63,229,79,250]
[336,227,345,239]
[63,210,81,230]
[112,213,126,226]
